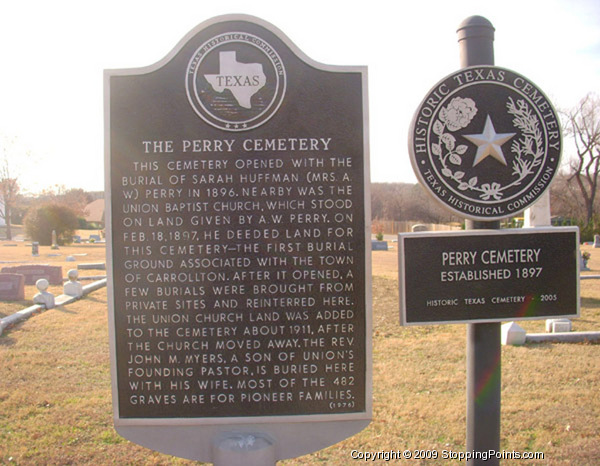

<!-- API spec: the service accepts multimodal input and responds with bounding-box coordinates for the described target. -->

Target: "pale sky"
[0,0,598,194]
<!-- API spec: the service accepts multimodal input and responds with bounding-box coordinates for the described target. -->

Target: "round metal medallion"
[408,66,561,220]
[186,32,286,132]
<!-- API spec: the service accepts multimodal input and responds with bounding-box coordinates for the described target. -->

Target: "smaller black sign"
[399,227,579,325]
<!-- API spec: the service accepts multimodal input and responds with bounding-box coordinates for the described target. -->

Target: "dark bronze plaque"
[106,16,370,427]
[408,66,561,220]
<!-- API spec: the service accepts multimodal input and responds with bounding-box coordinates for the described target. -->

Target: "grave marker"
[371,240,388,251]
[0,273,25,301]
[411,224,428,232]
[51,230,59,249]
[77,263,106,271]
[33,278,55,309]
[64,269,83,298]
[105,14,370,463]
[0,265,63,286]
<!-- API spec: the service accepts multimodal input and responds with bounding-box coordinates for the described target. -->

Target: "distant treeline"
[370,182,460,224]
[11,189,103,225]
[372,176,599,233]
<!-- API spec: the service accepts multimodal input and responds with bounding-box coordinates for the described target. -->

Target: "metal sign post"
[457,17,501,465]
[406,15,568,466]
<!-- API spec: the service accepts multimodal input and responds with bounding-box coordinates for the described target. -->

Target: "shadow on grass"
[581,296,600,308]
[522,341,554,351]
[84,295,106,304]
[524,338,600,349]
[0,332,17,346]
[55,305,77,315]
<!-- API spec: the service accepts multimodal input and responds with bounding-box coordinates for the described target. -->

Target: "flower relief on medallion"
[432,95,543,201]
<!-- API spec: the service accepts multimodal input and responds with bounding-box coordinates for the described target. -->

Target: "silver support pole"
[458,16,501,466]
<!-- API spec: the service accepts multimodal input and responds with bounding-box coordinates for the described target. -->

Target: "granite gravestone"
[0,265,63,286]
[0,273,25,301]
[51,230,59,249]
[105,15,371,462]
[371,240,388,251]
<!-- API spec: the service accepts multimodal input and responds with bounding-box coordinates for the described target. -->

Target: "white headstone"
[33,278,55,309]
[524,192,551,227]
[51,230,59,250]
[64,269,83,298]
[501,322,526,346]
[545,318,572,333]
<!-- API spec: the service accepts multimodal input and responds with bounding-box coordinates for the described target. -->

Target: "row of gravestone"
[73,234,102,244]
[371,224,430,251]
[0,265,63,301]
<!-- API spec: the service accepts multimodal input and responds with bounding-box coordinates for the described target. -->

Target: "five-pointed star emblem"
[463,115,516,167]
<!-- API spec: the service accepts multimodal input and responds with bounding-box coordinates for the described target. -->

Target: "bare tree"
[563,93,600,224]
[371,182,460,224]
[37,185,92,217]
[0,136,31,240]
[0,158,20,240]
[550,173,587,220]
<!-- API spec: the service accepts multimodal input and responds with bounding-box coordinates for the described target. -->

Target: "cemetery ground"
[0,241,599,465]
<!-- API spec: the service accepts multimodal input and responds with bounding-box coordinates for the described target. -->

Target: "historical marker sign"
[408,66,561,220]
[399,227,579,325]
[105,15,370,461]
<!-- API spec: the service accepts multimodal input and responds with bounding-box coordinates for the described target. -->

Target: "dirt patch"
[371,250,398,279]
